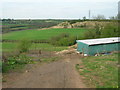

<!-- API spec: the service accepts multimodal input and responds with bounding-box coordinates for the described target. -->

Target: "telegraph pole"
[89,10,91,19]
[118,1,120,20]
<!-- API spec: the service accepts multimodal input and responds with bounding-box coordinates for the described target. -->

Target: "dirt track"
[3,52,86,88]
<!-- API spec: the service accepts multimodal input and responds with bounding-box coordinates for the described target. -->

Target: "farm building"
[76,37,120,56]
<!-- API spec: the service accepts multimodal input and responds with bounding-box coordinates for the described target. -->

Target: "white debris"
[84,54,88,56]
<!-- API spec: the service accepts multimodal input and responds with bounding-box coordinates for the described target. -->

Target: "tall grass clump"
[50,33,77,46]
[84,30,96,39]
[17,39,31,53]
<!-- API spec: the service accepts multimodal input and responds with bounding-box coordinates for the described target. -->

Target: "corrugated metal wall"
[77,42,89,54]
[77,42,120,56]
[88,43,120,55]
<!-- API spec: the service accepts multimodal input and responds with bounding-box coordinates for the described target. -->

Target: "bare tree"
[92,15,106,20]
[109,16,118,20]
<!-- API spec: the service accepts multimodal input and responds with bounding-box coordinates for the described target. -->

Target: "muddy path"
[3,51,86,88]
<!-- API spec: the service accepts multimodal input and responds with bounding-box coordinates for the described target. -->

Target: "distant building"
[76,37,120,56]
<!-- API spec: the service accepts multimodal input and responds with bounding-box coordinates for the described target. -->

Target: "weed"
[2,54,33,73]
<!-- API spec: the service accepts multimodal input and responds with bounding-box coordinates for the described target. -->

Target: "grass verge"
[76,53,118,88]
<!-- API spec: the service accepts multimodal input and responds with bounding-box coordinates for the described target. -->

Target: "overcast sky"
[1,0,119,19]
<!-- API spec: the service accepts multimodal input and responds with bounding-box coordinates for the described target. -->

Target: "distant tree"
[2,18,12,21]
[109,16,118,20]
[83,16,86,21]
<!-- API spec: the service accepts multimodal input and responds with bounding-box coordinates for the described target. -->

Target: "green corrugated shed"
[76,37,120,56]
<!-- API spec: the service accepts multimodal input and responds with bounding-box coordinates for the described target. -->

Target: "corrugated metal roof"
[76,37,120,45]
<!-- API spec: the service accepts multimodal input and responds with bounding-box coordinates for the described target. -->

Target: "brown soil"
[37,28,50,31]
[2,49,86,88]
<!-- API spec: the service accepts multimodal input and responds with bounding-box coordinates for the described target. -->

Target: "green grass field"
[3,28,87,40]
[76,53,118,88]
[2,28,87,52]
[2,42,68,52]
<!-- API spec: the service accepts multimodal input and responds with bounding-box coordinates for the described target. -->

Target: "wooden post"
[39,50,41,55]
[82,48,84,56]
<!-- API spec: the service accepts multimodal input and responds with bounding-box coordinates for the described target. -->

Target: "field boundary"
[2,39,49,43]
